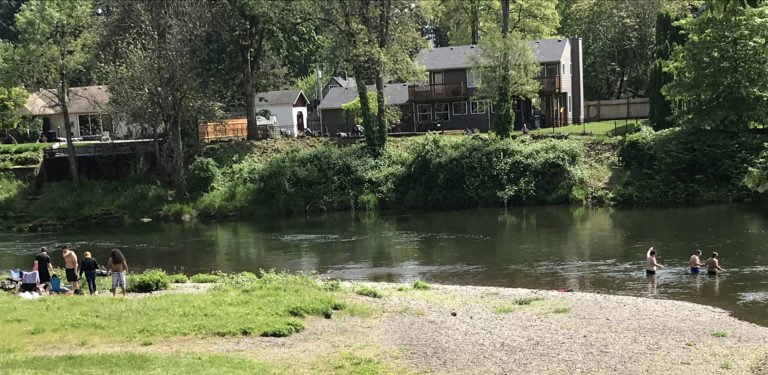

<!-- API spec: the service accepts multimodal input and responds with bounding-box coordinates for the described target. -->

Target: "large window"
[452,102,467,115]
[467,69,481,88]
[417,104,432,122]
[435,103,449,121]
[470,100,487,114]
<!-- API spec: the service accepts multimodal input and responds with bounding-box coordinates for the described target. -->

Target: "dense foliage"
[663,5,768,131]
[194,136,589,216]
[615,127,765,204]
[648,10,686,130]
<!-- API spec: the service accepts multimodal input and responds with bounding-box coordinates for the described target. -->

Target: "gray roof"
[318,83,409,110]
[21,86,110,116]
[415,38,570,70]
[330,76,356,88]
[254,90,307,106]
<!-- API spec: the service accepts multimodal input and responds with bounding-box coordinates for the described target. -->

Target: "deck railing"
[408,82,468,102]
[536,75,561,93]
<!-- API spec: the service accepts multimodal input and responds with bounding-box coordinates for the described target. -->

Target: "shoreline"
[61,280,768,374]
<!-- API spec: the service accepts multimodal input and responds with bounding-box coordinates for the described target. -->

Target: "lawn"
[515,118,646,136]
[0,272,389,373]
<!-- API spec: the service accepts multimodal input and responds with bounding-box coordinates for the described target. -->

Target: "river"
[1,204,767,326]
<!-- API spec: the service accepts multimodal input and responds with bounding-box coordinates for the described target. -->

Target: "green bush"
[127,269,171,293]
[615,128,765,205]
[186,157,220,197]
[168,274,188,283]
[190,273,223,283]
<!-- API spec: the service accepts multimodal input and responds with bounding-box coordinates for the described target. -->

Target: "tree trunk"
[241,43,258,140]
[501,0,510,36]
[470,0,479,44]
[58,85,79,185]
[170,116,186,199]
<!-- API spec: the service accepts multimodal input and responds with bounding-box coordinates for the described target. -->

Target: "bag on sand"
[74,288,85,296]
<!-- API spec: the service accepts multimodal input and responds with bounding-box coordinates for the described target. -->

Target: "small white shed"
[253,90,309,137]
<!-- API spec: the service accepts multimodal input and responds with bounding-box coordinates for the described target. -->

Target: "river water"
[1,204,767,326]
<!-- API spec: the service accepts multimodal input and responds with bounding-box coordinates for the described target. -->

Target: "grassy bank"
[0,271,399,374]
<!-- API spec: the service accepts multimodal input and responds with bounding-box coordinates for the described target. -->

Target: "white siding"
[558,40,573,124]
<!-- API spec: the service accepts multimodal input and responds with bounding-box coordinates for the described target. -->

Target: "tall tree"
[664,5,768,131]
[13,0,98,184]
[102,0,218,197]
[558,0,698,100]
[0,0,25,42]
[648,10,685,130]
[0,86,27,142]
[324,0,425,155]
[425,0,558,46]
[471,1,539,138]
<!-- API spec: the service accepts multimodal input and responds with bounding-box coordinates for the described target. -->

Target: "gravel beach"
[228,282,768,374]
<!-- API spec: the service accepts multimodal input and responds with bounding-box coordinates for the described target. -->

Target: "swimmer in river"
[645,247,664,275]
[690,249,705,274]
[705,252,726,275]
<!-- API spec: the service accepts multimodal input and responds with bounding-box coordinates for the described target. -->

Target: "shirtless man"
[689,250,705,274]
[62,245,79,290]
[705,252,725,275]
[645,247,664,274]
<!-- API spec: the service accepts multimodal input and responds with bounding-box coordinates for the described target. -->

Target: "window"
[435,103,449,121]
[562,63,565,74]
[470,100,487,114]
[467,69,481,87]
[568,95,572,113]
[432,71,444,84]
[452,102,467,115]
[546,64,557,78]
[78,115,92,136]
[570,63,572,75]
[417,104,432,122]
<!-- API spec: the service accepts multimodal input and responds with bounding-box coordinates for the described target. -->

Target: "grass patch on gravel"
[712,332,728,338]
[0,272,357,352]
[412,280,431,290]
[189,273,223,283]
[0,352,275,374]
[321,345,415,375]
[355,285,384,298]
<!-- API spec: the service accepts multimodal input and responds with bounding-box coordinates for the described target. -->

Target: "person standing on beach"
[106,249,128,297]
[689,250,705,274]
[79,251,100,295]
[705,252,726,275]
[34,247,54,290]
[62,246,79,290]
[645,247,664,274]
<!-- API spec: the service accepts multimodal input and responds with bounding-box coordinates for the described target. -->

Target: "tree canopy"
[663,5,768,131]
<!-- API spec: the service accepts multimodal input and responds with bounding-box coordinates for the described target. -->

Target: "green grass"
[0,143,52,154]
[553,307,570,314]
[513,119,646,136]
[0,352,275,375]
[712,332,728,337]
[189,273,222,283]
[514,297,544,306]
[681,361,691,365]
[168,273,189,283]
[0,272,351,350]
[412,280,431,290]
[355,285,383,298]
[685,341,694,347]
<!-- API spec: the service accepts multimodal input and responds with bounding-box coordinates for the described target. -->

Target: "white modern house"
[253,90,309,137]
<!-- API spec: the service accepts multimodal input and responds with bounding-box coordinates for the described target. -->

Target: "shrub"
[186,157,220,197]
[168,274,188,283]
[412,280,431,290]
[127,269,171,293]
[190,273,222,283]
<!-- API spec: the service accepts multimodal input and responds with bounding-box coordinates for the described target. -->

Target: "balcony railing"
[536,75,560,93]
[408,82,468,102]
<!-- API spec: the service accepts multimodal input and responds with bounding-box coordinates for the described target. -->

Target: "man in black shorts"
[62,245,79,290]
[34,247,54,290]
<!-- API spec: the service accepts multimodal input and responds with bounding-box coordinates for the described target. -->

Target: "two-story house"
[409,37,585,131]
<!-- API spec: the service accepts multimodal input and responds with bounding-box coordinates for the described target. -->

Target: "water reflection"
[0,204,767,326]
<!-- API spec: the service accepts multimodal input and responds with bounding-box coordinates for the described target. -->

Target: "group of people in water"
[32,246,129,297]
[645,246,725,275]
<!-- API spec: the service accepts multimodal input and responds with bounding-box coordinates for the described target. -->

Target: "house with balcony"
[408,37,585,131]
[317,37,584,135]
